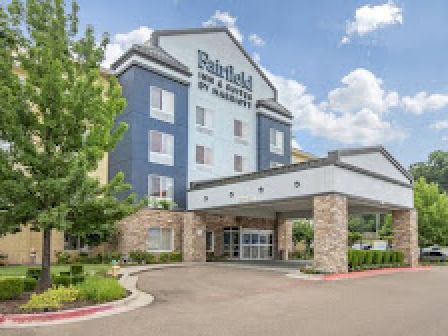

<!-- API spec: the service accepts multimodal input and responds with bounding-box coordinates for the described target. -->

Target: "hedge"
[0,278,24,300]
[348,249,405,271]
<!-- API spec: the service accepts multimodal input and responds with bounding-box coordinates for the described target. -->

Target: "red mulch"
[0,292,96,315]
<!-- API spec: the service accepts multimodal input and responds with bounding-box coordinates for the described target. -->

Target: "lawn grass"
[0,264,110,278]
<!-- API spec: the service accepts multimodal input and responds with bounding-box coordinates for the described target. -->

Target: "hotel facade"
[1,27,418,272]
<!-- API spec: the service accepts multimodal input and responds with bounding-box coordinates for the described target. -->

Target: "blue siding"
[257,114,291,170]
[109,65,189,209]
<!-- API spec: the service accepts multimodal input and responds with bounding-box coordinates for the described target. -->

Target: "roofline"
[110,45,192,77]
[328,145,413,183]
[150,27,278,100]
[189,149,413,192]
[256,100,293,119]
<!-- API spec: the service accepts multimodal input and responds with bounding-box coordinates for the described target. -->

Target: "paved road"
[4,265,448,336]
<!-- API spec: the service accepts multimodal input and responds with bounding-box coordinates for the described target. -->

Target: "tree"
[414,177,448,247]
[411,151,448,191]
[292,219,313,256]
[0,0,139,290]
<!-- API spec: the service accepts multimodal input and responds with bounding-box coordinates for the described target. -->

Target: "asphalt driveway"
[4,265,448,336]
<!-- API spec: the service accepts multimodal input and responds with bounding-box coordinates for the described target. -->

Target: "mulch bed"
[0,292,97,315]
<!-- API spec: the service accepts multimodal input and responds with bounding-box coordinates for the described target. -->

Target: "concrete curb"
[0,263,186,328]
[286,266,432,281]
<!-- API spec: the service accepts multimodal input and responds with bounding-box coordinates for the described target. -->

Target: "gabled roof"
[110,44,192,76]
[256,99,292,119]
[189,146,413,191]
[150,27,278,100]
[328,146,413,183]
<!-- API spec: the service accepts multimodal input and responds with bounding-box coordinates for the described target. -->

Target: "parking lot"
[3,265,447,336]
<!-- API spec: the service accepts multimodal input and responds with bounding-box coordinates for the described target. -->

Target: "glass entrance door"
[223,227,240,259]
[241,229,273,260]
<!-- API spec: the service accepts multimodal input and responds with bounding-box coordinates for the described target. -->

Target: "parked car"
[352,243,372,250]
[420,250,448,262]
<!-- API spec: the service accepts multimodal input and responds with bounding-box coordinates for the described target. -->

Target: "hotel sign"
[197,50,253,109]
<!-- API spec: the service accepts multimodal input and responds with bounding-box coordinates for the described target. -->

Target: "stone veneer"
[276,219,293,260]
[392,209,419,267]
[313,194,348,273]
[116,208,283,262]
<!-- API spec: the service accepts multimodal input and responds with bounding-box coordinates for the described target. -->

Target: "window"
[206,231,214,252]
[234,154,247,173]
[148,175,173,200]
[270,129,284,155]
[234,119,249,142]
[196,106,213,132]
[150,86,174,123]
[196,145,213,166]
[64,233,88,252]
[270,161,284,169]
[148,227,173,252]
[149,130,174,165]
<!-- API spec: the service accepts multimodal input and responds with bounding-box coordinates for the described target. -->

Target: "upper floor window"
[270,129,284,155]
[149,130,174,166]
[234,119,249,144]
[148,174,174,200]
[196,106,214,134]
[150,86,174,123]
[196,145,213,167]
[234,154,247,173]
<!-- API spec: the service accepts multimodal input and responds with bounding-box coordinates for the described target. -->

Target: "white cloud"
[341,1,403,44]
[248,33,266,47]
[252,52,261,64]
[262,66,407,145]
[103,26,153,68]
[430,120,448,130]
[442,136,448,142]
[202,10,243,43]
[402,92,448,115]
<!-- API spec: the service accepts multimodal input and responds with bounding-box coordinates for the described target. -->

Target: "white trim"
[114,54,191,83]
[257,107,292,125]
[147,227,174,252]
[148,130,174,166]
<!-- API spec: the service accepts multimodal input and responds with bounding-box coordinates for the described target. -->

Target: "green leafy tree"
[414,177,448,247]
[292,219,313,256]
[411,151,448,191]
[0,0,139,290]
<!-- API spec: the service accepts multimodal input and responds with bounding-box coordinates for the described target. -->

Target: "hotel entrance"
[222,227,274,260]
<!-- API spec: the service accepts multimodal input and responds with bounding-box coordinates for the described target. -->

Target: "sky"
[75,0,448,167]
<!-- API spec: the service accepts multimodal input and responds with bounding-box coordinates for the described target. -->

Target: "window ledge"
[234,137,249,145]
[151,108,174,123]
[196,125,214,135]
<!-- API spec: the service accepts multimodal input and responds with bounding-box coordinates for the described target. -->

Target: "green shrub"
[159,253,170,263]
[101,252,122,264]
[71,275,85,285]
[53,275,71,287]
[169,252,182,262]
[59,271,71,276]
[348,249,405,271]
[0,278,24,300]
[23,277,37,292]
[77,277,126,303]
[26,267,42,280]
[365,251,374,265]
[144,252,156,264]
[70,265,84,275]
[21,287,79,311]
[129,250,146,263]
[372,250,382,265]
[394,251,404,265]
[56,252,71,265]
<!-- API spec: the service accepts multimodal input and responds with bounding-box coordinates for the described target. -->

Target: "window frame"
[270,128,284,155]
[234,119,249,144]
[195,144,214,167]
[234,154,247,173]
[150,86,175,123]
[149,130,174,166]
[196,106,214,133]
[148,175,174,201]
[206,231,214,252]
[148,227,174,252]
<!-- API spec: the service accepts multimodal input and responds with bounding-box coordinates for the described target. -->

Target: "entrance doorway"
[241,229,273,260]
[223,227,240,259]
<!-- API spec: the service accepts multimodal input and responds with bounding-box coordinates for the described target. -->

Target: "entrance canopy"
[188,146,414,219]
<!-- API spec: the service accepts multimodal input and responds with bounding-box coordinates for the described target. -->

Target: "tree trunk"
[38,228,52,291]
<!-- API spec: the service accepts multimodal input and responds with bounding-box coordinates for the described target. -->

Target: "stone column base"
[313,194,348,273]
[182,212,206,262]
[392,209,418,267]
[276,218,293,260]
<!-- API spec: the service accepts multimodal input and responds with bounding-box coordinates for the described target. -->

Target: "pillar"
[276,218,293,260]
[313,194,348,273]
[182,212,206,262]
[392,209,418,267]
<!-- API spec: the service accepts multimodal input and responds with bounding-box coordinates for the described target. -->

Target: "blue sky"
[76,0,448,167]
